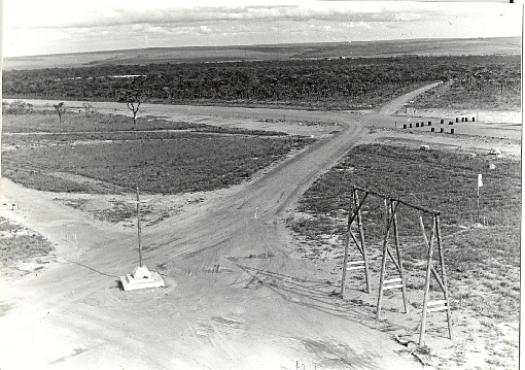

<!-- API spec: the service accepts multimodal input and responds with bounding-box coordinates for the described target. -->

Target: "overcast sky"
[3,0,522,57]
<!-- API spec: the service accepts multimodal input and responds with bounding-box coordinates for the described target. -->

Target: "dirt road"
[377,81,443,116]
[0,86,443,369]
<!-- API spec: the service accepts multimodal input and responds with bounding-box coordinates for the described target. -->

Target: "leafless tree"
[53,102,66,124]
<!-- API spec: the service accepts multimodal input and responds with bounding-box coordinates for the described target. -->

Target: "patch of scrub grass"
[2,111,288,136]
[289,215,342,244]
[56,198,163,225]
[92,202,152,223]
[291,143,520,322]
[295,144,520,245]
[0,217,53,265]
[2,111,194,133]
[3,131,313,194]
[2,169,89,193]
[58,198,89,209]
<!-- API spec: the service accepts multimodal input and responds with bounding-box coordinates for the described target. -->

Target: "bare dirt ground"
[363,128,521,160]
[285,141,520,369]
[398,108,521,124]
[0,84,521,369]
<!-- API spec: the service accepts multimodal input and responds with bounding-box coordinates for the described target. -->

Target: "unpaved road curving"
[377,81,443,116]
[0,85,446,369]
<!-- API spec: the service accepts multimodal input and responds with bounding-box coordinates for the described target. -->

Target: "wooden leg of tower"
[376,237,388,320]
[419,215,436,346]
[340,209,352,298]
[354,189,370,293]
[435,215,453,340]
[376,199,391,320]
[391,201,409,314]
[340,233,349,297]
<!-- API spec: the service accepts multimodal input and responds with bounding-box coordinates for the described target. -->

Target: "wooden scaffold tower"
[339,185,453,345]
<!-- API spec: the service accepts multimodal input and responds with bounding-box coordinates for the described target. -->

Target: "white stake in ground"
[119,186,165,291]
[477,174,483,223]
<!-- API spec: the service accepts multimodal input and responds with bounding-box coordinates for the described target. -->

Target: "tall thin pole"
[136,186,143,267]
[477,183,480,223]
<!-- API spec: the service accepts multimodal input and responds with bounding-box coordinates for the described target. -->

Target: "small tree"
[120,77,147,128]
[53,102,66,124]
[119,77,149,191]
[126,91,142,127]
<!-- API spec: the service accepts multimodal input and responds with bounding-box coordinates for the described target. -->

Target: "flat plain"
[0,37,521,369]
[3,36,520,70]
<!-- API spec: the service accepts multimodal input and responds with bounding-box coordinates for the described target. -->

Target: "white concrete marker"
[119,187,165,291]
[120,265,165,291]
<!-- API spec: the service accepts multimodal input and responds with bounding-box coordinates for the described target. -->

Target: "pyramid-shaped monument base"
[120,265,165,291]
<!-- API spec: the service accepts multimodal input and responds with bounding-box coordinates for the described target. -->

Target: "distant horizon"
[4,1,521,57]
[5,35,521,59]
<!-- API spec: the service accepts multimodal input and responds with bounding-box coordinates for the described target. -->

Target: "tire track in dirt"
[0,84,439,369]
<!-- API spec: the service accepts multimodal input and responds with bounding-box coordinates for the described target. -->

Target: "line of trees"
[3,55,520,110]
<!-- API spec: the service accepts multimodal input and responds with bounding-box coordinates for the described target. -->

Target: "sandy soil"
[363,127,521,160]
[284,224,519,369]
[2,125,418,370]
[398,107,521,124]
[0,84,521,369]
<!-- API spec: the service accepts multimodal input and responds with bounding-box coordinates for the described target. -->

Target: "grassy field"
[2,112,313,194]
[294,144,520,241]
[289,144,520,368]
[2,110,195,133]
[0,216,54,266]
[1,109,285,136]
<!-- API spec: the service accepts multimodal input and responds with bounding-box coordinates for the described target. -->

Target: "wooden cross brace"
[376,200,409,319]
[340,188,370,296]
[419,214,453,345]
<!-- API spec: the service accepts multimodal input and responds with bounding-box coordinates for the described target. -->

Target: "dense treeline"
[413,65,521,110]
[3,55,520,110]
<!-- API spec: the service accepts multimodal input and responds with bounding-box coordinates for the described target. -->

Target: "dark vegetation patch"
[0,217,53,265]
[90,201,151,223]
[55,197,161,225]
[3,55,520,110]
[3,125,314,194]
[411,62,521,110]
